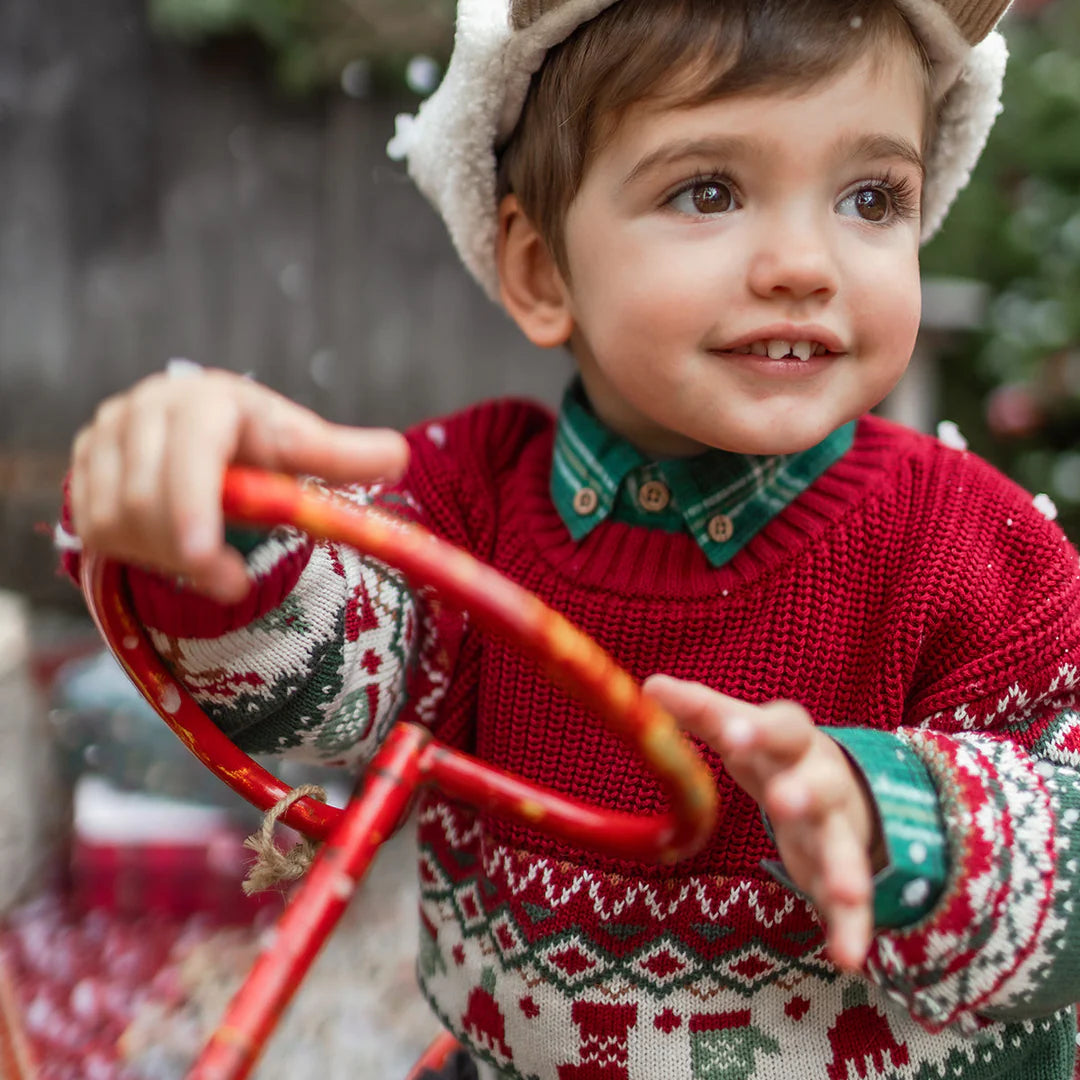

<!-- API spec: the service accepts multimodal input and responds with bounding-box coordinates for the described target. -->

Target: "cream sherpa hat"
[388,0,1012,302]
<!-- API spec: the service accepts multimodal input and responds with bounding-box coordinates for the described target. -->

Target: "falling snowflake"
[936,420,968,451]
[387,113,418,161]
[1034,494,1059,521]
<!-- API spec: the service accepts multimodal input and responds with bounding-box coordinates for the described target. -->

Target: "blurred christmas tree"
[922,0,1080,542]
[147,0,455,94]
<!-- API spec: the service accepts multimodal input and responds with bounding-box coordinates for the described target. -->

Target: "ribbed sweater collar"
[550,379,856,567]
[508,413,904,599]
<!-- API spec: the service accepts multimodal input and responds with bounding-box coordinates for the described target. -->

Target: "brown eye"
[853,187,890,222]
[691,182,733,214]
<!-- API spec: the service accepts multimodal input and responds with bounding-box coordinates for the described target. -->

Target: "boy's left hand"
[644,674,885,974]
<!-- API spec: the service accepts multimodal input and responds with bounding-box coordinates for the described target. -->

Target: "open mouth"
[723,340,835,361]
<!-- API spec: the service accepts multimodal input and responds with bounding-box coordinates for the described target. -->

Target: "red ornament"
[986,383,1045,438]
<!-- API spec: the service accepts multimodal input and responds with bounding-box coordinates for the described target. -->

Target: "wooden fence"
[0,0,561,605]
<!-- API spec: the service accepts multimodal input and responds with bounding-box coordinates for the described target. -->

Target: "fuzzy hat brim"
[389,0,1009,302]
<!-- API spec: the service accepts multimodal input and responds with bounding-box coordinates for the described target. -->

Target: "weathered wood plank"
[0,9,558,605]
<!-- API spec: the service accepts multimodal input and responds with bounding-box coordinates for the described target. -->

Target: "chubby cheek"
[570,236,707,364]
[855,248,921,382]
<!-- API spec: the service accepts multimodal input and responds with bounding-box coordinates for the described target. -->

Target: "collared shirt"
[550,380,856,566]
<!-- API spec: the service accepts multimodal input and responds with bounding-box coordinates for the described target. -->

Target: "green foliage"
[147,0,455,94]
[922,2,1080,541]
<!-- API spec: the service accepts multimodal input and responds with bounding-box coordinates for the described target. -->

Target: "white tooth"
[767,340,790,360]
[750,341,768,356]
[792,341,813,362]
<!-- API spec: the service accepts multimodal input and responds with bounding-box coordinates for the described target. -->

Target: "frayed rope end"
[242,784,328,895]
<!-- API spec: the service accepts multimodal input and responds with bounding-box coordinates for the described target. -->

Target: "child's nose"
[746,224,839,303]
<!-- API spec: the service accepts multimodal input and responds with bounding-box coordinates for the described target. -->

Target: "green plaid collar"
[551,381,855,567]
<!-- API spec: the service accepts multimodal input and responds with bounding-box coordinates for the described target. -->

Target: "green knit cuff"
[760,728,948,930]
[825,727,948,928]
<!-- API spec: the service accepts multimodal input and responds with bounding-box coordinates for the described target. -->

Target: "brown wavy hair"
[497,0,935,275]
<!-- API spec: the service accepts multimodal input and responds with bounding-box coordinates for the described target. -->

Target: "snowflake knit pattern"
[74,402,1080,1080]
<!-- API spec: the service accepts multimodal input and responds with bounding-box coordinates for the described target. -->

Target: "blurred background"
[1,0,565,611]
[1,0,1078,608]
[0,0,1076,1076]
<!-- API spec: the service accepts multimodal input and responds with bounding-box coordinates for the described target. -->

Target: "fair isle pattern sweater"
[115,403,1080,1080]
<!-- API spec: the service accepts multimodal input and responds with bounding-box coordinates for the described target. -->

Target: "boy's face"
[559,46,926,458]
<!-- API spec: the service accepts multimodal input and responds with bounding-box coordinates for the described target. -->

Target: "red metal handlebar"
[79,465,719,1079]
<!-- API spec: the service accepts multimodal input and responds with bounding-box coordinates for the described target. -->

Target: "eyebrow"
[621,135,765,188]
[836,133,926,179]
[621,131,925,188]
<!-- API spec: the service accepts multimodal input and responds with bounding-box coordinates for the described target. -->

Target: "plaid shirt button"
[708,514,735,543]
[638,480,671,512]
[573,487,599,515]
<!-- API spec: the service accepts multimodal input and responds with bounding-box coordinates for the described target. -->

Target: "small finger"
[643,675,761,752]
[644,676,792,803]
[83,433,125,544]
[164,393,237,564]
[764,754,849,825]
[120,394,171,553]
[826,899,873,974]
[765,771,814,822]
[235,385,409,485]
[77,397,129,541]
[817,818,873,972]
[751,700,816,763]
[823,825,873,908]
[68,427,93,538]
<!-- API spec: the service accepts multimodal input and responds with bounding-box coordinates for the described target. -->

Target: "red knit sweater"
[78,401,1080,1080]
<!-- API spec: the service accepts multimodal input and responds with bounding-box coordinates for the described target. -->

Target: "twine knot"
[242,784,328,895]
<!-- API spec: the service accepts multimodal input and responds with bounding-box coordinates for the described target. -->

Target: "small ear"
[496,194,574,348]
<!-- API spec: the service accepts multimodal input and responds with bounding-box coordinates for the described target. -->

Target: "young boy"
[63,0,1080,1077]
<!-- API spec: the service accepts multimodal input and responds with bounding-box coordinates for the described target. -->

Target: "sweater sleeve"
[59,469,470,772]
[126,479,467,768]
[857,466,1080,1034]
[823,727,949,928]
[60,399,549,769]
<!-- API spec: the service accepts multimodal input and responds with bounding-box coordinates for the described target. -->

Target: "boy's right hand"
[69,368,410,604]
